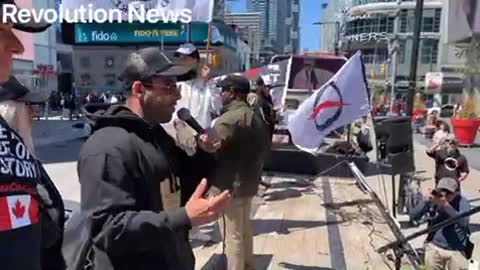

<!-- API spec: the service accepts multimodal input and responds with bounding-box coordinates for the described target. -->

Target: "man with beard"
[210,75,270,270]
[0,1,65,269]
[426,135,469,188]
[77,47,231,270]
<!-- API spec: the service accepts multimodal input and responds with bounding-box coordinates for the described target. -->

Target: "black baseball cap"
[217,75,251,94]
[0,0,51,33]
[0,76,49,104]
[119,47,192,85]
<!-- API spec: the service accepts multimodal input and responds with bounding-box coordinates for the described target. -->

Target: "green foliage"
[456,95,479,119]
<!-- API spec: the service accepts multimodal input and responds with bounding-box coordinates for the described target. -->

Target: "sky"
[226,0,324,52]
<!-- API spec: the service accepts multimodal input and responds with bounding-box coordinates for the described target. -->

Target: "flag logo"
[311,81,350,131]
[287,51,371,153]
[0,195,39,231]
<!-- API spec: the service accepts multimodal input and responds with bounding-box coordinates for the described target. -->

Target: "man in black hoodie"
[77,47,231,270]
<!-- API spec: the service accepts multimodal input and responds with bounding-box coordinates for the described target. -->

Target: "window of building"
[387,18,394,33]
[421,39,439,64]
[104,74,116,87]
[80,56,90,68]
[398,40,406,64]
[422,17,434,32]
[433,9,441,32]
[400,10,408,33]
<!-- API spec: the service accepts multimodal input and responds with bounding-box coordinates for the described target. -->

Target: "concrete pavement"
[33,118,89,148]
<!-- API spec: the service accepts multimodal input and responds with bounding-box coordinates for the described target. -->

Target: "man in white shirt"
[162,43,222,242]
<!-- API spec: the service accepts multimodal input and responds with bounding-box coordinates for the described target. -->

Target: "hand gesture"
[185,179,231,226]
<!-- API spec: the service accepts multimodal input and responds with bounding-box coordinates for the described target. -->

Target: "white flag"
[287,51,371,153]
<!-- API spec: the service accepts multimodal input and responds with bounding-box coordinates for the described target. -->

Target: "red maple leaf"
[311,100,350,119]
[12,200,25,219]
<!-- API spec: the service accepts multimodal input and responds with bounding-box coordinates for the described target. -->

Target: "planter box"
[451,118,480,145]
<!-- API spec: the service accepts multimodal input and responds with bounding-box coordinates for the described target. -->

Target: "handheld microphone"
[177,108,205,134]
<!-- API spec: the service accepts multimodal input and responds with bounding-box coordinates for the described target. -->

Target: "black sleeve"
[426,149,437,158]
[442,198,470,230]
[176,147,216,203]
[409,199,431,222]
[78,153,191,256]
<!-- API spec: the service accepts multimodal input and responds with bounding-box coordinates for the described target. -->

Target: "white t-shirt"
[161,78,222,155]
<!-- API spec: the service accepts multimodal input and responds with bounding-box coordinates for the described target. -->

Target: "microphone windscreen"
[177,108,191,121]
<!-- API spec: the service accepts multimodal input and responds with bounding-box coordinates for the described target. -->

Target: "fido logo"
[91,31,118,41]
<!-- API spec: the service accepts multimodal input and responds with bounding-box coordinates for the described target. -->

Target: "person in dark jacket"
[247,77,276,139]
[210,75,271,270]
[426,134,469,187]
[410,177,471,270]
[77,47,231,270]
[0,2,65,269]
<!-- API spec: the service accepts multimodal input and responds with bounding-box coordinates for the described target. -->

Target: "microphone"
[177,108,205,134]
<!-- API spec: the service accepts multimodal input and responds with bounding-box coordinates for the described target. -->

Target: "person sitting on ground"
[410,177,472,270]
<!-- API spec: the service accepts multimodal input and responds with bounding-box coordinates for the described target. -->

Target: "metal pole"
[390,0,401,113]
[406,0,424,116]
[335,21,340,56]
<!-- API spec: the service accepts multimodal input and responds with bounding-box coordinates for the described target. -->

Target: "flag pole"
[206,21,213,66]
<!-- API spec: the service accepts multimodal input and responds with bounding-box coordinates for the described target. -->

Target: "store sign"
[346,32,389,43]
[74,22,237,48]
[75,22,195,44]
[425,72,443,93]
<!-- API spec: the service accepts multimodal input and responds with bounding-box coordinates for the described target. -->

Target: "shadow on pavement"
[35,137,85,164]
[277,262,334,270]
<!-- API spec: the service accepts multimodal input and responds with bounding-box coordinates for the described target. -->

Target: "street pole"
[406,0,424,116]
[390,0,401,113]
[335,21,340,56]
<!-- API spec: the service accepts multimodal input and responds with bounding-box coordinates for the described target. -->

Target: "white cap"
[175,43,198,57]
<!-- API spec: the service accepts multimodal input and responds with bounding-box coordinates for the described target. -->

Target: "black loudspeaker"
[374,116,415,175]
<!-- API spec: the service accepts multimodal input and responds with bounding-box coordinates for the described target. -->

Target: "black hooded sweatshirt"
[78,104,214,270]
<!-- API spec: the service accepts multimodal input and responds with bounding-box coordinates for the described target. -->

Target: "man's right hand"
[185,179,231,226]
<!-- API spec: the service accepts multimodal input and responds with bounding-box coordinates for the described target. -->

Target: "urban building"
[247,0,269,47]
[320,0,465,106]
[224,12,262,61]
[65,21,243,92]
[247,0,300,59]
[55,0,74,94]
[11,0,35,91]
[32,0,58,93]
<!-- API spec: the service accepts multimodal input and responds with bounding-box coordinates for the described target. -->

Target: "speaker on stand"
[374,116,416,217]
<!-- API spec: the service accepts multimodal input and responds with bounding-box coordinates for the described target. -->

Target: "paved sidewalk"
[32,119,89,147]
[194,174,407,270]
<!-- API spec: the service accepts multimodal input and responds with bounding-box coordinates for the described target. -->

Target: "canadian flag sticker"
[0,195,39,231]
